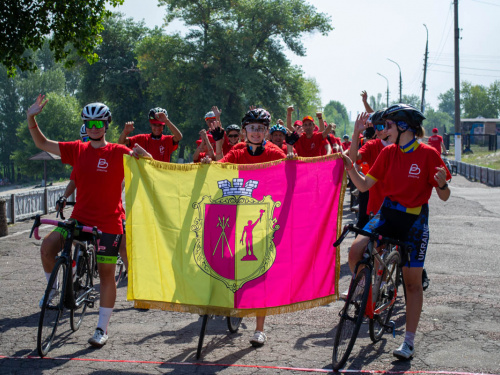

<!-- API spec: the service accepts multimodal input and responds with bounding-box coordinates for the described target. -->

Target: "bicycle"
[442,152,457,176]
[57,198,125,286]
[196,314,243,359]
[331,224,409,370]
[30,215,102,357]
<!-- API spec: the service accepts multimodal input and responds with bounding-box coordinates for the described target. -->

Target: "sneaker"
[340,288,349,300]
[39,288,59,308]
[88,328,108,348]
[393,342,414,360]
[250,330,267,348]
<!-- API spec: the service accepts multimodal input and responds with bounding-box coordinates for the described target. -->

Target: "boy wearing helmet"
[27,95,151,348]
[118,107,182,162]
[341,104,451,360]
[269,123,296,154]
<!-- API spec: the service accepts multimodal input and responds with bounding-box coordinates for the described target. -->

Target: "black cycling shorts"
[53,219,122,264]
[362,197,430,268]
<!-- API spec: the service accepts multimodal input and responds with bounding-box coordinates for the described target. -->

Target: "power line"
[429,62,500,72]
[470,0,500,7]
[428,68,500,78]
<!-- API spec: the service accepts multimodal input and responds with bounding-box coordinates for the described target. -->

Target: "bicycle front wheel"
[37,259,67,357]
[332,267,371,370]
[70,245,92,332]
[369,250,401,342]
[227,316,243,333]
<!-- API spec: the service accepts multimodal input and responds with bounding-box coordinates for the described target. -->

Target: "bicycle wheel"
[196,315,209,359]
[115,255,125,286]
[70,244,92,332]
[37,259,67,357]
[227,316,243,333]
[369,250,401,342]
[332,267,371,370]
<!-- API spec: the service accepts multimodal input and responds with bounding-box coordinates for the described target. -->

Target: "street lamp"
[388,58,402,103]
[377,73,390,108]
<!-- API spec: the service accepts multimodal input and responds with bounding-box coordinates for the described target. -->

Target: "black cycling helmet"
[149,107,168,122]
[382,104,425,130]
[241,108,271,128]
[369,110,385,126]
[81,103,112,125]
[226,124,241,132]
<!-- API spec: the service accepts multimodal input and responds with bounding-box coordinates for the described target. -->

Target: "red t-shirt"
[341,141,351,151]
[356,139,386,215]
[294,133,328,157]
[367,143,451,208]
[59,141,130,234]
[220,142,286,164]
[128,134,178,162]
[327,134,342,149]
[427,134,443,153]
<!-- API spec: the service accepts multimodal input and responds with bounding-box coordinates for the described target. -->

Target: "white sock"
[45,272,59,289]
[97,307,113,334]
[405,331,415,348]
[45,272,51,283]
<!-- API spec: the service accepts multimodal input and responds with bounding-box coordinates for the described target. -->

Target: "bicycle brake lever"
[30,215,41,240]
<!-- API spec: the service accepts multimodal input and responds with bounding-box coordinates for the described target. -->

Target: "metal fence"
[444,133,498,153]
[0,185,75,224]
[450,160,500,187]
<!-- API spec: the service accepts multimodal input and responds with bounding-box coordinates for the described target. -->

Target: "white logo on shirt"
[97,158,109,170]
[409,164,420,177]
[159,145,165,155]
[310,142,315,149]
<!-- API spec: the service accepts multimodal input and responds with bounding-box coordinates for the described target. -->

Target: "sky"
[115,0,500,120]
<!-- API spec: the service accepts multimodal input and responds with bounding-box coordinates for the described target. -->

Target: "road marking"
[0,355,497,375]
[0,225,52,240]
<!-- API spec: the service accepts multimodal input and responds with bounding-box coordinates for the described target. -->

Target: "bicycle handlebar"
[30,215,102,242]
[333,224,408,250]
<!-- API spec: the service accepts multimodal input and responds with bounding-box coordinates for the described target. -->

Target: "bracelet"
[29,124,38,129]
[345,161,354,171]
[438,183,448,190]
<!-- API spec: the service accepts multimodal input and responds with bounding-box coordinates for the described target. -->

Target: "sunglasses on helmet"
[85,120,106,129]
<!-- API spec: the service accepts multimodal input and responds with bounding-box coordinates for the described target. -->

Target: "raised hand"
[124,121,135,135]
[354,112,370,133]
[27,94,49,117]
[211,106,222,118]
[361,90,368,103]
[155,111,168,123]
[287,105,294,114]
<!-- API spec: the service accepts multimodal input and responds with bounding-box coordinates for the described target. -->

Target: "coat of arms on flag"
[192,178,281,292]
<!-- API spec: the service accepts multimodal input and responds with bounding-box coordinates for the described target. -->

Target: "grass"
[448,146,500,170]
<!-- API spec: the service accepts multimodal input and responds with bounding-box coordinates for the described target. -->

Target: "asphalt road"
[0,175,499,374]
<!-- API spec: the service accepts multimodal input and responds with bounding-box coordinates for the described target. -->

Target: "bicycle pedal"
[386,320,396,337]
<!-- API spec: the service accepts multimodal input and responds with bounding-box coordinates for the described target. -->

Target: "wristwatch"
[438,183,448,190]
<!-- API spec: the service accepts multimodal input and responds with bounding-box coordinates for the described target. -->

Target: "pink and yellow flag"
[124,155,346,317]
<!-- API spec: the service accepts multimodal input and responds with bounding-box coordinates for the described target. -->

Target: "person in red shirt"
[118,107,182,162]
[269,124,296,154]
[27,95,151,348]
[203,108,289,348]
[341,134,351,150]
[341,104,451,361]
[286,106,331,157]
[427,128,447,155]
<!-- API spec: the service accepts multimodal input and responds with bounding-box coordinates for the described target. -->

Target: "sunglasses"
[227,134,239,138]
[385,120,396,129]
[246,125,267,133]
[85,120,106,129]
[82,136,89,142]
[375,124,385,131]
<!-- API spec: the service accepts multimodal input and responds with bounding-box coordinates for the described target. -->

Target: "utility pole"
[421,24,429,113]
[454,0,462,161]
[388,58,402,103]
[377,73,390,108]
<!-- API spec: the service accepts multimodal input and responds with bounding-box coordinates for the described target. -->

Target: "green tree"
[422,106,453,136]
[437,88,455,122]
[78,14,151,139]
[139,0,332,156]
[461,81,499,118]
[1,0,124,75]
[369,93,385,111]
[324,100,349,129]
